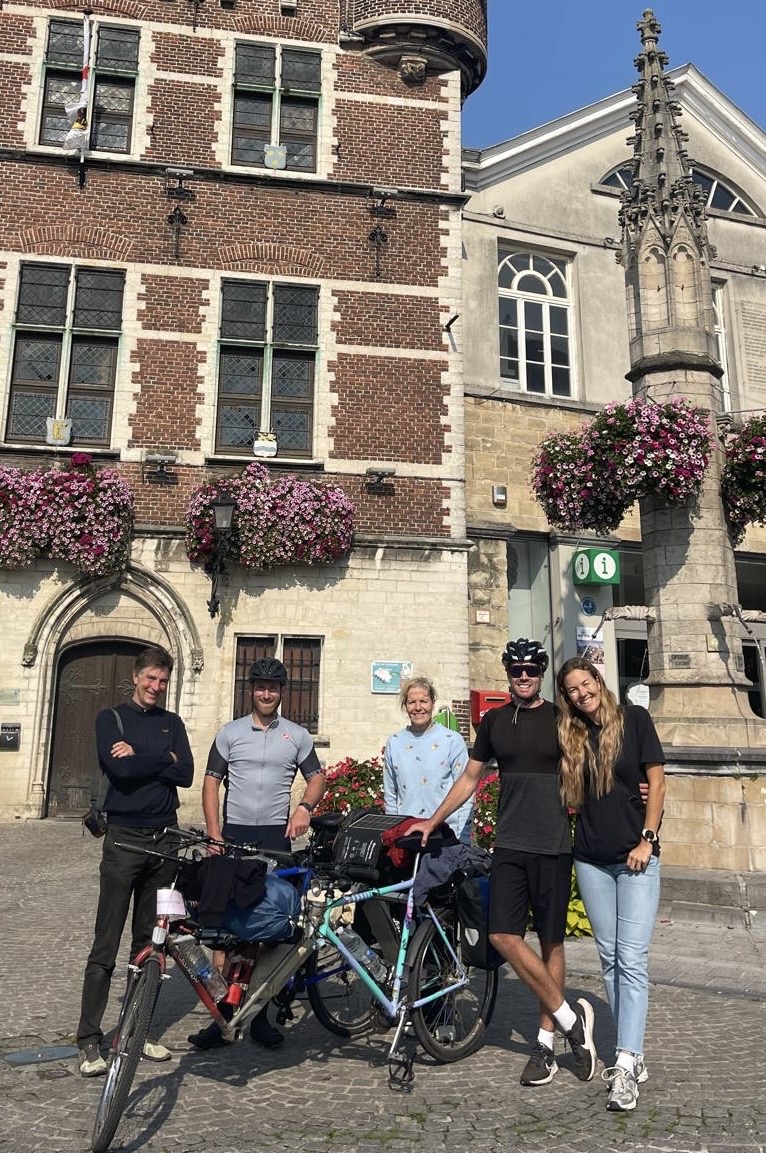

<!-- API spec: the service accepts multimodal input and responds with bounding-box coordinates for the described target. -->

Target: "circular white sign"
[593,551,617,581]
[574,553,591,581]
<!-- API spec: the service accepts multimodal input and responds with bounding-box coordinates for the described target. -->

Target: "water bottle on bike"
[337,924,388,982]
[172,936,228,1001]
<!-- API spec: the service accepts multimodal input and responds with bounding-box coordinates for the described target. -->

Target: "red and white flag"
[63,13,91,152]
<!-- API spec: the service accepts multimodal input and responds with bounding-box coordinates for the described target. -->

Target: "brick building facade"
[0,0,487,819]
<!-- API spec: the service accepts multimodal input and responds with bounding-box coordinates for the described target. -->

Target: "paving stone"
[1,821,764,1152]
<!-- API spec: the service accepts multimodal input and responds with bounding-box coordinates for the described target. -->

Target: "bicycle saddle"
[393,830,447,854]
[310,811,345,831]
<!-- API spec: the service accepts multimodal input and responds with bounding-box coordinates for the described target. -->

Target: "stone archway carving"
[22,564,204,812]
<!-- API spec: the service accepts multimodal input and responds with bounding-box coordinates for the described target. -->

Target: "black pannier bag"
[456,872,503,970]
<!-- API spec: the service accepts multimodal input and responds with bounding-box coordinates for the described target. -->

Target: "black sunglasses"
[509,664,541,679]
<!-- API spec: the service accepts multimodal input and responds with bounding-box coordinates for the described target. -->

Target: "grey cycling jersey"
[205,713,322,827]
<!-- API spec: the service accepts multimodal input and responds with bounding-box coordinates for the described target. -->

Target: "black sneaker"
[520,1041,558,1087]
[566,998,596,1081]
[188,1021,226,1050]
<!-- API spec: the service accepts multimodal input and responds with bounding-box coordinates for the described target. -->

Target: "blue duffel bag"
[222,873,301,942]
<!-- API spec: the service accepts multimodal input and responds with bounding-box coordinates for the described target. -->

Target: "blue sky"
[462,1,766,150]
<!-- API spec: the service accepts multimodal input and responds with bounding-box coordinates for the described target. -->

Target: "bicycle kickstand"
[387,1015,415,1093]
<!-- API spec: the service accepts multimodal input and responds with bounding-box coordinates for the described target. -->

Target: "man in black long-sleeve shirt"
[77,646,194,1077]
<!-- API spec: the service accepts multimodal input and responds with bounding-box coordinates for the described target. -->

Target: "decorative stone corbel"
[22,642,37,667]
[398,54,428,85]
[190,648,205,674]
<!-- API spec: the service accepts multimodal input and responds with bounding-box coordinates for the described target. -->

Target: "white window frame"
[498,250,574,398]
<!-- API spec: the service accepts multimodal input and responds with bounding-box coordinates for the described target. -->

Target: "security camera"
[365,466,396,480]
[370,187,399,200]
[165,167,194,178]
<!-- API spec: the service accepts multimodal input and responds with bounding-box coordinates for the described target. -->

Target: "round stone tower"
[346,0,488,98]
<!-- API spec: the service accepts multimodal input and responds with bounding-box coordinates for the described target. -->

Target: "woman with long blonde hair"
[557,657,666,1114]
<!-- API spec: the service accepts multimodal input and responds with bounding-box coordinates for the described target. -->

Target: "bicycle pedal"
[387,1052,414,1093]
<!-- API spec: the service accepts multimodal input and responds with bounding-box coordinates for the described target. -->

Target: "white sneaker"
[635,1055,649,1084]
[603,1065,638,1111]
[79,1044,107,1077]
[142,1040,172,1062]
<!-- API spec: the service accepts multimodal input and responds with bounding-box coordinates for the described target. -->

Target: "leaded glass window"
[216,280,318,457]
[39,19,139,154]
[6,263,124,446]
[232,42,320,171]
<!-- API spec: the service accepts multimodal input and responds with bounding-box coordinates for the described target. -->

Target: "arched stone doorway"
[46,639,157,816]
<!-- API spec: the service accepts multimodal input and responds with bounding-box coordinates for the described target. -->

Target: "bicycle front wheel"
[306,944,376,1036]
[407,918,498,1063]
[91,955,163,1153]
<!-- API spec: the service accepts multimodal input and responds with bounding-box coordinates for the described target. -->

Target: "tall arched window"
[498,251,573,397]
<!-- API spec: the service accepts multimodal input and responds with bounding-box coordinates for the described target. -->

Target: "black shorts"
[488,848,573,943]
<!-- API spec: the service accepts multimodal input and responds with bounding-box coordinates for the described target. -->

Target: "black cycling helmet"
[248,657,288,685]
[501,637,549,675]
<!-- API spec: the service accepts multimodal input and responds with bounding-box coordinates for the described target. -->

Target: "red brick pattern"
[333,291,441,348]
[335,101,445,187]
[353,0,487,41]
[330,353,448,463]
[2,0,470,540]
[145,81,222,166]
[138,275,209,334]
[129,340,204,451]
[151,33,224,77]
[335,52,444,99]
[0,13,35,53]
[2,63,32,146]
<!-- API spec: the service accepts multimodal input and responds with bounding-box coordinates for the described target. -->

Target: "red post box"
[470,689,512,725]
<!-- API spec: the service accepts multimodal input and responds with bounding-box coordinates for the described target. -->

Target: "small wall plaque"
[669,653,692,668]
[0,723,21,751]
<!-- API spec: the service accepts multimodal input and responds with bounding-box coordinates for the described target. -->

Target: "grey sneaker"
[79,1044,107,1077]
[635,1055,648,1084]
[603,1065,638,1111]
[142,1040,172,1062]
[520,1041,558,1086]
[566,998,596,1081]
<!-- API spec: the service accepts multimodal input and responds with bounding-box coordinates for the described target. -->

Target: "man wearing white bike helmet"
[410,638,596,1089]
[189,656,325,1050]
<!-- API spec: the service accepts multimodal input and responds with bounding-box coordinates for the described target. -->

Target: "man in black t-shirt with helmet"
[411,638,596,1089]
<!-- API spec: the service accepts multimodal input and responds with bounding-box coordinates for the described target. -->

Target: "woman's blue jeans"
[574,856,660,1056]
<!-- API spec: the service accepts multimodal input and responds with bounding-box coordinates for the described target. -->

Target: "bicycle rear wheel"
[91,955,163,1153]
[306,944,375,1036]
[407,918,497,1063]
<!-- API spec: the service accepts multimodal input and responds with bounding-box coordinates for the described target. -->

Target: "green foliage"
[566,868,592,938]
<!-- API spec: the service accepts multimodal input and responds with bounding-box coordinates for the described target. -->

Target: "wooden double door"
[47,640,156,816]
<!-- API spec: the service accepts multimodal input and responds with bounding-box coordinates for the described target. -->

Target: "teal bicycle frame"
[318,851,469,1053]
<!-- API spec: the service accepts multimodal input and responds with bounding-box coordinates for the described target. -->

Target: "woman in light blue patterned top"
[383,677,473,843]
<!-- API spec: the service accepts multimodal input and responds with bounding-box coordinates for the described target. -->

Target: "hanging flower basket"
[0,453,134,577]
[185,462,354,569]
[532,397,712,534]
[721,415,766,546]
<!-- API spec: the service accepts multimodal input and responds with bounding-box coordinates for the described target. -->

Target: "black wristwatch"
[641,828,657,844]
[298,800,316,814]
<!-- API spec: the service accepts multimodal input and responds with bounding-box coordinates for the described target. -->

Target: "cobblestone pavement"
[1,821,764,1153]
